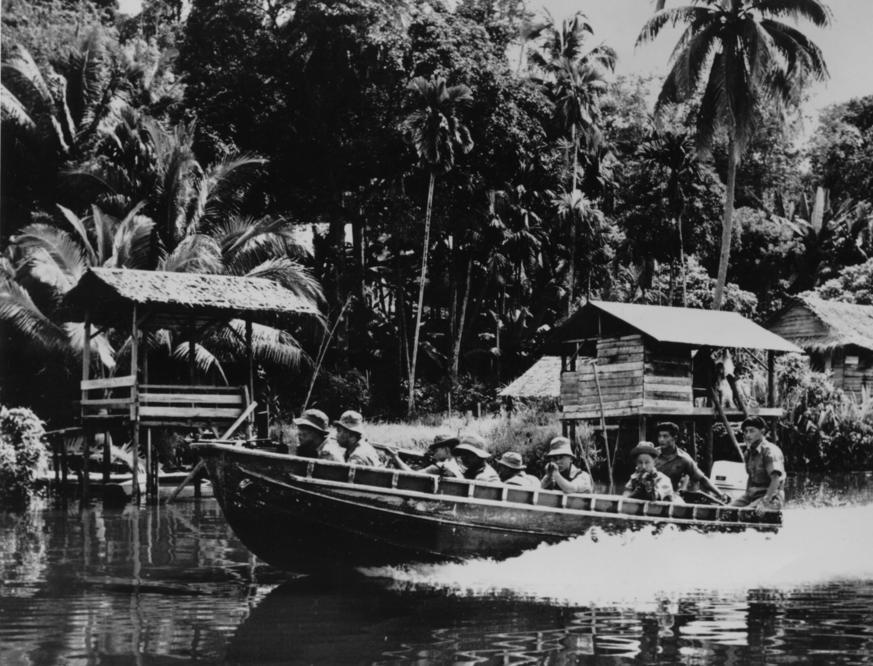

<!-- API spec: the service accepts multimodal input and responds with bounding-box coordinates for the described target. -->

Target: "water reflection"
[0,484,872,664]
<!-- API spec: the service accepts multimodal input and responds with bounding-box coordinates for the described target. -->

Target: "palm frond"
[12,223,89,292]
[636,6,708,46]
[753,0,832,27]
[0,274,71,355]
[160,233,221,273]
[240,257,325,308]
[56,204,98,265]
[64,322,116,370]
[171,342,228,383]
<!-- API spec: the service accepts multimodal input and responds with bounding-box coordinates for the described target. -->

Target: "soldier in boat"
[655,421,728,502]
[730,416,785,512]
[334,410,382,467]
[495,451,539,488]
[454,433,500,482]
[386,433,462,478]
[293,408,344,462]
[623,442,676,502]
[540,437,593,493]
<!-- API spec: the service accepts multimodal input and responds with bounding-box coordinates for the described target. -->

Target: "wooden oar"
[165,401,258,503]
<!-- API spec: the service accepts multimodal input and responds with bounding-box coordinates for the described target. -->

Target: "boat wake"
[359,503,873,606]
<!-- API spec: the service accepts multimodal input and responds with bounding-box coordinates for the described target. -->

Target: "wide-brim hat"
[545,436,574,458]
[293,408,329,433]
[454,432,490,459]
[630,441,659,459]
[495,451,525,470]
[428,432,459,451]
[334,410,365,435]
[741,415,767,431]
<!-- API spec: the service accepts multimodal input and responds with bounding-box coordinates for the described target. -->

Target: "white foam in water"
[359,505,873,606]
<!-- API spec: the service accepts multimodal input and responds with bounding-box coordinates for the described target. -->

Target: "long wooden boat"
[193,442,782,572]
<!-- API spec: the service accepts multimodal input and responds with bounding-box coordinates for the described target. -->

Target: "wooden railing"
[81,377,248,426]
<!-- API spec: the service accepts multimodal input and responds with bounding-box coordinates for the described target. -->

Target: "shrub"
[0,406,49,506]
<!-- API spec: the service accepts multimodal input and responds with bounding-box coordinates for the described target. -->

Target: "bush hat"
[656,421,679,438]
[293,409,330,434]
[545,436,574,458]
[454,432,490,459]
[630,441,660,459]
[428,432,459,451]
[495,451,525,470]
[334,410,365,436]
[741,415,767,431]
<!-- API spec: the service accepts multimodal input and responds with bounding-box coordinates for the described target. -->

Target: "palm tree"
[529,12,615,311]
[402,76,474,414]
[638,127,701,305]
[637,0,831,309]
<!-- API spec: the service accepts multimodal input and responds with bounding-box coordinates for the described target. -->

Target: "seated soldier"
[387,432,462,478]
[730,416,785,513]
[655,421,728,501]
[495,451,539,488]
[540,437,593,493]
[334,410,382,466]
[293,408,344,462]
[623,441,676,502]
[453,433,500,482]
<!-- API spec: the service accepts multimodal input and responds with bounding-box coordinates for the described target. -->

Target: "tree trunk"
[408,172,436,414]
[567,126,579,316]
[714,141,738,310]
[450,256,473,384]
[677,213,687,307]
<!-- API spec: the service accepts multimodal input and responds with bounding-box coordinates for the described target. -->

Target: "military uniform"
[345,439,382,467]
[420,458,464,478]
[503,471,540,488]
[656,448,703,491]
[624,469,675,502]
[316,436,345,463]
[464,462,500,482]
[540,464,593,493]
[733,439,785,508]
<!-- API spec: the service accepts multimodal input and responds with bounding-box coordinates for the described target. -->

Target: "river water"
[1,479,873,665]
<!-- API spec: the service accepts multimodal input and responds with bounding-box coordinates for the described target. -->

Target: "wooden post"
[637,415,647,442]
[704,416,714,475]
[767,351,776,408]
[131,305,140,504]
[82,314,91,502]
[146,428,154,504]
[246,319,254,440]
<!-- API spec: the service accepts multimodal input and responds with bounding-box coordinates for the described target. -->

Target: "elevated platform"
[81,375,249,427]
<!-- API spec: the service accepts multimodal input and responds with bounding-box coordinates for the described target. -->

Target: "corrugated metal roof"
[498,356,562,399]
[567,300,803,353]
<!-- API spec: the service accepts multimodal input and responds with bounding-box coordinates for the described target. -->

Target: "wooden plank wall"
[768,304,829,339]
[561,335,645,417]
[643,343,692,410]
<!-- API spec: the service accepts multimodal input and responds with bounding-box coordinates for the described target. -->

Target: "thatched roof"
[63,268,320,330]
[554,300,802,353]
[779,295,873,352]
[499,356,562,399]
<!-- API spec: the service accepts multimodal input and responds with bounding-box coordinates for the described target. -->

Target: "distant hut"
[498,356,564,410]
[767,295,873,396]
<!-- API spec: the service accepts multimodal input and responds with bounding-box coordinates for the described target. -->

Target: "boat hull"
[196,443,780,572]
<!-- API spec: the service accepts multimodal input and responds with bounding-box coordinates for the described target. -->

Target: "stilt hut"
[551,300,802,473]
[767,295,873,397]
[62,268,320,502]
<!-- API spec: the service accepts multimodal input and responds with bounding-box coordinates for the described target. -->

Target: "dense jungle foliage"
[1,0,872,470]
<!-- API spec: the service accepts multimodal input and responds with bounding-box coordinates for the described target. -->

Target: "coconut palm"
[638,127,701,305]
[402,76,474,414]
[529,12,615,311]
[637,0,831,309]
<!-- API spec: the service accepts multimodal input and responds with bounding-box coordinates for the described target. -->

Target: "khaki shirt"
[316,436,345,463]
[745,439,785,492]
[504,471,540,488]
[464,462,500,482]
[624,470,675,501]
[420,457,463,478]
[656,448,702,490]
[541,464,593,493]
[346,439,382,467]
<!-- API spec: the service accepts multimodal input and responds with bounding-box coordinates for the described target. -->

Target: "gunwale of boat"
[194,442,781,532]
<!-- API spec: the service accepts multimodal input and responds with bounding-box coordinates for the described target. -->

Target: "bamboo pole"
[130,305,140,504]
[246,319,254,440]
[82,314,91,502]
